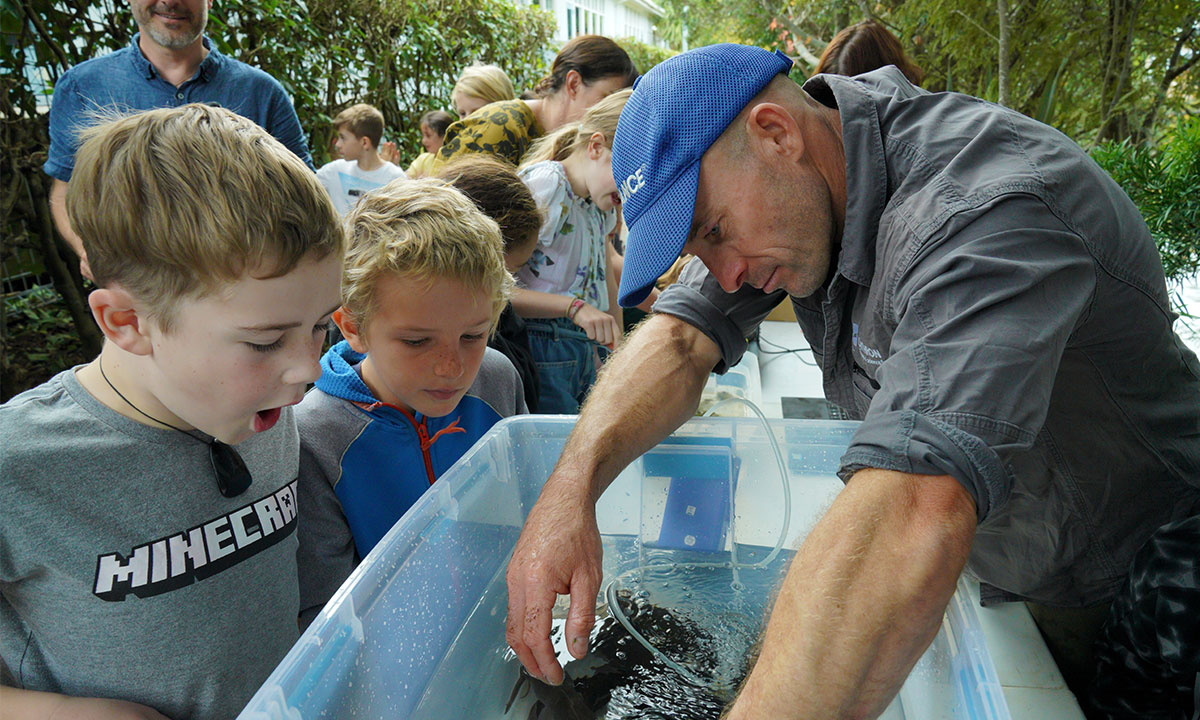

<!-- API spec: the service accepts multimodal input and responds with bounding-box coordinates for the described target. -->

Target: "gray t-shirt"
[1,368,301,719]
[655,68,1200,607]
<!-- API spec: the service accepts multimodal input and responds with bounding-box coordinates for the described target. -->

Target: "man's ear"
[745,102,804,161]
[333,307,369,354]
[88,286,154,356]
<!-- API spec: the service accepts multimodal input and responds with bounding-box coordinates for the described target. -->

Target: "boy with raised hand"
[295,178,526,628]
[317,103,408,217]
[0,104,344,719]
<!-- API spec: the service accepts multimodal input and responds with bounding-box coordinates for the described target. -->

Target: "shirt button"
[176,92,184,99]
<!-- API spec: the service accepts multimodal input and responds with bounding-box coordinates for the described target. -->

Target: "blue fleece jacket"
[295,341,526,607]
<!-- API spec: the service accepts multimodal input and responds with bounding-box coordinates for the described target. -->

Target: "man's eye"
[706,223,721,239]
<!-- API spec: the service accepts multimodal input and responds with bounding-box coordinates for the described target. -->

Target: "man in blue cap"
[505,44,1200,717]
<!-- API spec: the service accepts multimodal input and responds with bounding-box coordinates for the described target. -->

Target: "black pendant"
[210,440,253,498]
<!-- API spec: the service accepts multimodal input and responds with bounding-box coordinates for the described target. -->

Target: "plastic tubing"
[604,396,792,690]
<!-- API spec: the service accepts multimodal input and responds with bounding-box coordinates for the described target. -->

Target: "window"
[565,0,603,38]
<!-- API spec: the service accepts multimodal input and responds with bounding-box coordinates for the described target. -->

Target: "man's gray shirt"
[655,68,1200,607]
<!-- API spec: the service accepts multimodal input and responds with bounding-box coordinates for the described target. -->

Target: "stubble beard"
[136,4,207,50]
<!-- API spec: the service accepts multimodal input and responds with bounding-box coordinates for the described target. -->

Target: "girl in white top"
[513,89,630,412]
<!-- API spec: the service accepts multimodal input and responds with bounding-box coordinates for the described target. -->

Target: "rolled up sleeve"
[840,195,1097,521]
[264,82,314,170]
[43,73,82,181]
[653,256,786,373]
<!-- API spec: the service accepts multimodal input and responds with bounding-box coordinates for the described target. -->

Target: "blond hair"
[67,103,342,330]
[521,88,631,167]
[333,103,386,148]
[452,64,516,111]
[341,177,512,332]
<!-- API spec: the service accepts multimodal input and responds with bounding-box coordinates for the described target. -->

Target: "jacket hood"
[315,340,377,404]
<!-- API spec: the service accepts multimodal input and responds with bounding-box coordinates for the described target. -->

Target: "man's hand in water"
[505,476,604,685]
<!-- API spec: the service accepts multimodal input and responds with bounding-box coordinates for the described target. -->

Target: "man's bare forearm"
[727,469,977,720]
[550,312,721,503]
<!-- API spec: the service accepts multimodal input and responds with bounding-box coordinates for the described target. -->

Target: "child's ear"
[587,131,609,160]
[88,286,154,356]
[333,307,370,354]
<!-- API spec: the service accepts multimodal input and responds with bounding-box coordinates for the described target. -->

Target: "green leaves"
[1092,116,1200,281]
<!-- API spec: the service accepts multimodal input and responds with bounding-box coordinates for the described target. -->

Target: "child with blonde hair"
[513,88,630,413]
[0,104,343,718]
[452,63,516,118]
[295,178,526,627]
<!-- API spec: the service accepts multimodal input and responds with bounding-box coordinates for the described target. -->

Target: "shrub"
[1092,117,1200,281]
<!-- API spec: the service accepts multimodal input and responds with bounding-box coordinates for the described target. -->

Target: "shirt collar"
[129,33,222,83]
[801,72,893,288]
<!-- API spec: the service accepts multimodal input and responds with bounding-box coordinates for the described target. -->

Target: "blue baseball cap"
[613,44,793,307]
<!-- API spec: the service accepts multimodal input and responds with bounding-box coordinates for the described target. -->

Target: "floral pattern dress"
[516,160,617,311]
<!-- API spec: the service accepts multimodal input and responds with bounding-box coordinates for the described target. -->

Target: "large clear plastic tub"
[238,416,1011,720]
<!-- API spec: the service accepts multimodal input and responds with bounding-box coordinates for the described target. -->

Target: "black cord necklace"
[98,358,253,498]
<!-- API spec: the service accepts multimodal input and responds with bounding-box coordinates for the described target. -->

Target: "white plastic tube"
[605,397,792,690]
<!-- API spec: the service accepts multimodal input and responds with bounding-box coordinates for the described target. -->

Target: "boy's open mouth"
[254,407,282,432]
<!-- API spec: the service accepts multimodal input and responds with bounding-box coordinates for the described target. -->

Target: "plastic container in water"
[238,416,1011,720]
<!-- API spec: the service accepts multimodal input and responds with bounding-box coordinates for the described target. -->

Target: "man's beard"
[135,4,207,50]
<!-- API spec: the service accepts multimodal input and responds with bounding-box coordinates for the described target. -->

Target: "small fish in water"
[505,591,746,720]
[505,668,594,720]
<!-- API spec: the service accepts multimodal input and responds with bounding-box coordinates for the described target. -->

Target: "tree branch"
[759,1,821,66]
[953,9,998,43]
[1161,15,1198,87]
[20,1,70,70]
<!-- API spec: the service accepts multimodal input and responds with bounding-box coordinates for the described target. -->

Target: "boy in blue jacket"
[296,178,526,626]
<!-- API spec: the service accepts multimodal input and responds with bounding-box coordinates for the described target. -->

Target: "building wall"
[525,0,663,47]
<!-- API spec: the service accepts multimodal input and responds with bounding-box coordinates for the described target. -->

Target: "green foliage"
[1092,117,1200,281]
[208,0,557,167]
[1,287,90,401]
[616,36,676,74]
[654,0,1198,146]
[1,0,556,396]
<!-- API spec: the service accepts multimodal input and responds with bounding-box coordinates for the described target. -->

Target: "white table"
[751,320,1086,719]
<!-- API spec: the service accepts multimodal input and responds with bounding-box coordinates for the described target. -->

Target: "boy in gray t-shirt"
[0,104,343,719]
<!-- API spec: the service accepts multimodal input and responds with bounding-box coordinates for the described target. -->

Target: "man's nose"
[703,247,746,293]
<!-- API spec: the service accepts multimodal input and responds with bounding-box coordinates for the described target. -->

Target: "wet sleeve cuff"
[838,409,1013,522]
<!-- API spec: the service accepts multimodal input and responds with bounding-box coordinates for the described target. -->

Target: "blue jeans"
[525,318,600,414]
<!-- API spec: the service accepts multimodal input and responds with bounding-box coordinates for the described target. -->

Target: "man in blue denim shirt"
[504,44,1200,717]
[44,0,313,280]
